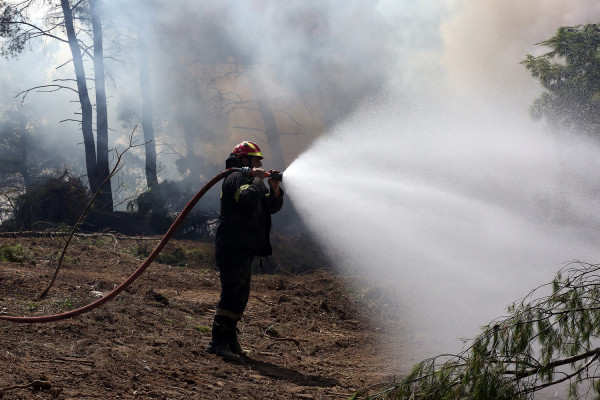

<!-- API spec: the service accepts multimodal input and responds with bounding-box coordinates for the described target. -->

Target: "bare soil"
[0,236,420,399]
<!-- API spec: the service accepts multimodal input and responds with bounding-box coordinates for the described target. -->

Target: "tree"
[152,2,312,172]
[522,23,600,138]
[0,105,66,222]
[138,25,158,189]
[1,0,113,210]
[247,69,288,169]
[112,0,159,189]
[89,0,113,209]
[368,262,600,399]
[0,107,32,190]
[58,0,99,194]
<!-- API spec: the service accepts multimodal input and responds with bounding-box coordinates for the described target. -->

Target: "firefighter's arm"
[268,171,284,214]
[269,187,284,214]
[233,171,268,209]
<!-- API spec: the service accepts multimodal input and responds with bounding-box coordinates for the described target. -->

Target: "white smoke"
[283,1,600,361]
[3,2,600,361]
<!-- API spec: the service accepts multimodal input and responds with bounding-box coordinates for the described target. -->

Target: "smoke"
[2,1,599,176]
[441,0,600,108]
[282,1,600,361]
[2,0,600,360]
[0,39,84,176]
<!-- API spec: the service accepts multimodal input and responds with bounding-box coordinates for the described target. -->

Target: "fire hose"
[0,168,282,323]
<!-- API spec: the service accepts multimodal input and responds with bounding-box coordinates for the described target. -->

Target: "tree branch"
[2,20,68,43]
[14,84,78,104]
[39,128,143,299]
[509,348,600,379]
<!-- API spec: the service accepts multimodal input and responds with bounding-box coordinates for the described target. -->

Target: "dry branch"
[39,128,143,299]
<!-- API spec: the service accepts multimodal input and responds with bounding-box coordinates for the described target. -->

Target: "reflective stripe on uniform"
[215,308,243,321]
[234,184,252,202]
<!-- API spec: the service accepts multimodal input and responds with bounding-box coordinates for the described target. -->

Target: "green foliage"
[128,241,152,259]
[0,2,29,58]
[2,173,90,231]
[185,247,209,263]
[0,243,25,262]
[522,23,600,137]
[124,242,214,268]
[379,262,600,399]
[53,298,74,311]
[156,246,186,266]
[195,325,211,333]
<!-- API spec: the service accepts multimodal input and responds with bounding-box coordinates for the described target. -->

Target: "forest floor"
[0,235,426,399]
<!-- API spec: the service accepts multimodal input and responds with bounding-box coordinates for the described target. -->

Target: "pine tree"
[378,262,600,399]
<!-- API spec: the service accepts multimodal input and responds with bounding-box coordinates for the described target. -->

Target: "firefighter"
[206,141,284,360]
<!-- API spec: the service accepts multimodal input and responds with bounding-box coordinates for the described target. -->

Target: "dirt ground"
[0,235,421,399]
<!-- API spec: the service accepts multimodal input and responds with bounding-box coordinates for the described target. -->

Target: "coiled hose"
[0,169,235,323]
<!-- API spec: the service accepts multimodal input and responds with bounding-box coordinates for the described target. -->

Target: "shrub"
[127,180,218,240]
[0,244,26,262]
[2,172,90,231]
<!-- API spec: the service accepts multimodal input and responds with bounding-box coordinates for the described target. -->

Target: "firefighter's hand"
[268,169,281,196]
[252,168,266,179]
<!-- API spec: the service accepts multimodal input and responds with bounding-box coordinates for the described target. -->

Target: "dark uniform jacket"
[215,171,284,256]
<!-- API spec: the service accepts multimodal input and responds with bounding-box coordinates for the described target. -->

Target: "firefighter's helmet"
[230,141,263,159]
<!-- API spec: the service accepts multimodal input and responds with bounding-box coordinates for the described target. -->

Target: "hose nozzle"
[238,167,283,182]
[266,171,283,182]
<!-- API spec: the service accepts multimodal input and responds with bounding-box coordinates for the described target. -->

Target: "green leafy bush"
[0,244,26,262]
[2,173,90,231]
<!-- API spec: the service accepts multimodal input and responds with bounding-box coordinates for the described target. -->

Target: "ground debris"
[0,236,411,399]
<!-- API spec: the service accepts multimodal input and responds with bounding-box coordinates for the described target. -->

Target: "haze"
[2,0,600,360]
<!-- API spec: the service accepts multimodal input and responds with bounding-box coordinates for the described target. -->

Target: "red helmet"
[230,141,263,159]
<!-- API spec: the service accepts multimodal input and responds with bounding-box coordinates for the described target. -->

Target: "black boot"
[228,321,245,356]
[206,317,240,361]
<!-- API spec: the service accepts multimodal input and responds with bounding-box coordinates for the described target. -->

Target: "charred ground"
[0,236,421,399]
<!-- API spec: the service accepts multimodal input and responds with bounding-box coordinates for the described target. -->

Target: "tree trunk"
[90,0,113,211]
[138,24,158,189]
[183,120,205,177]
[248,75,286,169]
[59,0,99,192]
[17,113,31,191]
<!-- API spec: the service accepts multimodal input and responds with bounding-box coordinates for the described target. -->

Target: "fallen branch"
[32,357,95,366]
[39,128,143,299]
[261,326,301,347]
[0,379,52,393]
[251,294,271,306]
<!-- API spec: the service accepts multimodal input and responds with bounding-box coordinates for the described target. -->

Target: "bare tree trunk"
[59,0,99,192]
[138,24,158,188]
[90,0,113,211]
[16,112,31,191]
[248,75,286,169]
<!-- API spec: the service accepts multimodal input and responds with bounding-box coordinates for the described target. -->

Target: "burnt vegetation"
[0,173,215,238]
